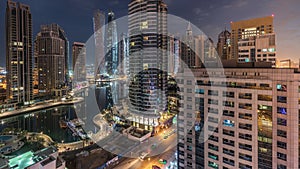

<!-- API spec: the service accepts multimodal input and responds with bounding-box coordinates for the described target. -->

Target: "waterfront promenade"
[0,97,84,119]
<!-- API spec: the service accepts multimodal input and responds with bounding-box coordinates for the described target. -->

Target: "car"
[158,159,167,165]
[152,165,161,169]
[163,135,168,139]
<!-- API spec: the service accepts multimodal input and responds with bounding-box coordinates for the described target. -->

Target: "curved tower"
[35,24,68,97]
[128,0,168,131]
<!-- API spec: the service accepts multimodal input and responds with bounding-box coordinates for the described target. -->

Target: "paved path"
[0,97,84,119]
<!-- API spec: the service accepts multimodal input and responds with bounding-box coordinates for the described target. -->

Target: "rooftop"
[7,146,57,169]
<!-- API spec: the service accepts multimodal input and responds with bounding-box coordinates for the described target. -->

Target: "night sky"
[0,0,300,67]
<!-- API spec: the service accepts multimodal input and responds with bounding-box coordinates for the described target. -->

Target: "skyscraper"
[60,27,69,86]
[180,23,215,68]
[106,10,118,76]
[204,38,216,62]
[35,24,68,97]
[217,30,231,60]
[181,23,201,68]
[167,35,181,76]
[128,0,168,131]
[93,9,105,76]
[230,16,276,66]
[72,42,86,83]
[118,33,129,76]
[6,0,33,104]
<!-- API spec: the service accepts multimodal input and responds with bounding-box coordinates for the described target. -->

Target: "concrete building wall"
[177,67,300,169]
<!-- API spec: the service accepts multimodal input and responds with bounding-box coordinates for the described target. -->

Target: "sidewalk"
[0,97,84,119]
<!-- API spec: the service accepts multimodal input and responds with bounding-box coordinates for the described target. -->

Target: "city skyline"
[0,0,300,67]
[0,0,300,169]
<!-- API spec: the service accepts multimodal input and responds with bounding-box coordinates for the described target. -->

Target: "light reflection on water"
[0,86,111,144]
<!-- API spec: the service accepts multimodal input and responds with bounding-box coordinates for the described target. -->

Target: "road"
[114,146,176,169]
[91,111,177,158]
[89,110,178,168]
[96,125,177,158]
[112,130,177,169]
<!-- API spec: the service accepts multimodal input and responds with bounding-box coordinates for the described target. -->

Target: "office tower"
[193,35,206,65]
[35,24,68,97]
[93,9,105,76]
[168,35,181,76]
[181,23,216,68]
[119,33,129,76]
[204,38,216,61]
[6,0,33,104]
[237,33,276,66]
[181,23,201,68]
[72,42,86,82]
[230,16,276,66]
[217,30,231,60]
[173,36,181,76]
[106,10,118,76]
[168,35,175,76]
[177,62,300,169]
[128,0,168,131]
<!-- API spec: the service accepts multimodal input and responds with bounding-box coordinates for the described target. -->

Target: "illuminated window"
[277,107,287,115]
[268,48,275,52]
[223,120,235,127]
[208,161,218,169]
[195,89,204,94]
[208,152,218,160]
[143,63,148,70]
[276,84,287,92]
[259,147,268,153]
[143,36,148,40]
[141,21,148,29]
